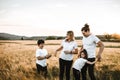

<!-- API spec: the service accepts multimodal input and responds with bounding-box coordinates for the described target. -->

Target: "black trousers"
[59,58,73,80]
[81,58,96,80]
[36,63,47,78]
[73,68,80,80]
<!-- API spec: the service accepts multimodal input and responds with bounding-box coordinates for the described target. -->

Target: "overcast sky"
[0,0,120,36]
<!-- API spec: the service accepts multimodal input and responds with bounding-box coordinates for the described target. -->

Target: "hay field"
[0,40,120,80]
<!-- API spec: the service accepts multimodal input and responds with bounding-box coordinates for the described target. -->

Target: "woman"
[54,31,78,80]
[79,23,104,80]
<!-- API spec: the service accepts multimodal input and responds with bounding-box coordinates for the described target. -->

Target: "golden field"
[0,40,120,80]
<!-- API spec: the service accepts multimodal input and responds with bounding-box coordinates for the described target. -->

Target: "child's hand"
[46,54,52,59]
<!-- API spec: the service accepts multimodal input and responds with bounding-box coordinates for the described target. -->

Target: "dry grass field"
[0,40,120,80]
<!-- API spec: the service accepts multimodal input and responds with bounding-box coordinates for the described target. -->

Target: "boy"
[36,39,51,78]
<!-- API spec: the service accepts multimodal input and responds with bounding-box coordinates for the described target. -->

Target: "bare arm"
[86,60,96,64]
[64,48,78,54]
[37,54,51,60]
[56,46,63,51]
[71,48,78,54]
[96,41,104,61]
[78,45,83,57]
[37,56,46,60]
[54,46,63,57]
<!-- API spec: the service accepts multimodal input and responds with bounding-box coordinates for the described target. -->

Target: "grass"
[0,40,120,80]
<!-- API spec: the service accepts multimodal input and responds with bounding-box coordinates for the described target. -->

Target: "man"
[78,23,104,80]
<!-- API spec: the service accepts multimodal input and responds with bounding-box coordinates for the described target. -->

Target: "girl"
[72,49,96,80]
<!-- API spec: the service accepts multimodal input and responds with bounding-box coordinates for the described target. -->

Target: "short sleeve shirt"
[60,39,78,61]
[36,48,48,67]
[72,58,87,71]
[82,34,100,58]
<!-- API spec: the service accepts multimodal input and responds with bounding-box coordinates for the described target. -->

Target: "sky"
[0,0,120,37]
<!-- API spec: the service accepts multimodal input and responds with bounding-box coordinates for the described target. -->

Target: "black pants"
[36,63,47,78]
[73,68,80,80]
[59,58,73,80]
[81,58,96,80]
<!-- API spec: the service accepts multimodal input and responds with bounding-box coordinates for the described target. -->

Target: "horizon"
[1,32,119,38]
[0,0,120,36]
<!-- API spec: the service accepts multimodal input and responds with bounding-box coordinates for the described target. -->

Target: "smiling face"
[80,49,88,59]
[81,52,86,58]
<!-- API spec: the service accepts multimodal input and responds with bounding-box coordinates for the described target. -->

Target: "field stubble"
[0,40,120,80]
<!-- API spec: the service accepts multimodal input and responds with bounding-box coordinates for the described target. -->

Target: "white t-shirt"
[72,58,87,72]
[36,48,48,67]
[82,34,100,58]
[60,39,78,61]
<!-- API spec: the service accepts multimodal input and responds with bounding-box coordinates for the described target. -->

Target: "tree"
[46,36,56,40]
[21,37,24,40]
[104,33,112,41]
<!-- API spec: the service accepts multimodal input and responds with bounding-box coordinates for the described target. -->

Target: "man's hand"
[96,54,102,62]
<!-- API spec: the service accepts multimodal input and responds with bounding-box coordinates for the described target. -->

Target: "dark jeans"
[73,68,80,80]
[81,58,96,80]
[59,58,73,80]
[36,63,47,78]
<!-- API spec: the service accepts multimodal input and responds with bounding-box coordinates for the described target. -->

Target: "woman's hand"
[54,50,58,57]
[64,50,71,54]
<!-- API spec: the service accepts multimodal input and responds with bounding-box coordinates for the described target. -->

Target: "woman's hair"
[66,30,74,41]
[81,23,90,32]
[67,30,74,36]
[80,49,88,59]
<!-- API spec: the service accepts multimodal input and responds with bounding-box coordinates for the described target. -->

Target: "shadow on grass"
[96,65,120,80]
[0,42,20,44]
[25,43,60,46]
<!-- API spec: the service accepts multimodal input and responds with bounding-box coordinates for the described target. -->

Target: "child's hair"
[37,39,44,45]
[80,49,88,59]
[81,23,90,32]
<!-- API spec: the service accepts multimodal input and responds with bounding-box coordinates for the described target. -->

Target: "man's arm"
[96,41,104,61]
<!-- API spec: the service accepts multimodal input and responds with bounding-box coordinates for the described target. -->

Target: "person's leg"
[36,63,41,74]
[88,58,96,80]
[42,66,48,79]
[59,58,65,80]
[73,68,80,80]
[81,63,88,80]
[65,60,73,80]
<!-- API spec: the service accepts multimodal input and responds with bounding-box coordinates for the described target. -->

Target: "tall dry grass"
[0,40,120,80]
